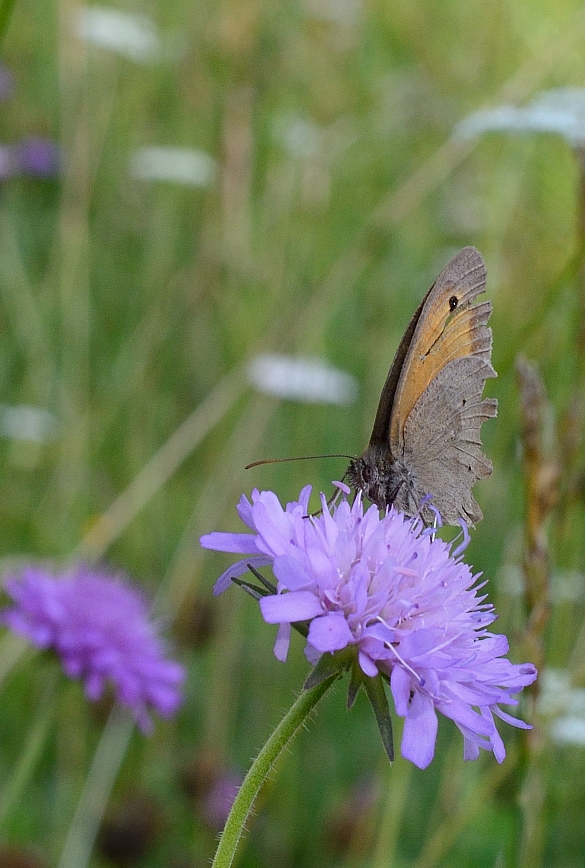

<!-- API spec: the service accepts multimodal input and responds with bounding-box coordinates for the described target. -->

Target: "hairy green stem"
[211,675,338,868]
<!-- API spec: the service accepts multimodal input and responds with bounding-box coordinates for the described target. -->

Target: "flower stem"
[211,674,338,868]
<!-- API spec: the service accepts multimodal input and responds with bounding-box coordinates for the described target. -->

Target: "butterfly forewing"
[368,290,428,445]
[347,245,497,527]
[387,247,489,449]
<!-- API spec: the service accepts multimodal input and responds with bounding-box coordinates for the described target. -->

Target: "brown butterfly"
[346,246,497,526]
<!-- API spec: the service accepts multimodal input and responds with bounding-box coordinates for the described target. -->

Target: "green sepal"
[246,564,277,594]
[230,562,279,601]
[303,647,355,691]
[231,576,269,601]
[347,656,364,709]
[363,673,395,763]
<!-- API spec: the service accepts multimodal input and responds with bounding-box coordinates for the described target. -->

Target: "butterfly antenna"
[245,453,354,470]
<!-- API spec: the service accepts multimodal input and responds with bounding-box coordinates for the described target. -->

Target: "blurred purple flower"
[200,770,243,831]
[0,138,61,180]
[1,565,185,732]
[0,66,60,179]
[15,137,61,176]
[201,486,537,769]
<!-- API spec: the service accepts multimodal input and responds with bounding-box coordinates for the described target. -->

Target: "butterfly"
[346,247,497,526]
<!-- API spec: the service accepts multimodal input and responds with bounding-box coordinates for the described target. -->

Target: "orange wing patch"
[389,247,491,449]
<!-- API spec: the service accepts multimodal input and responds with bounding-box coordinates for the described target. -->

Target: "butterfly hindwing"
[401,355,497,524]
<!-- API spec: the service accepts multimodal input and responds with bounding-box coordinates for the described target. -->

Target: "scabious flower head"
[0,565,185,732]
[201,485,537,769]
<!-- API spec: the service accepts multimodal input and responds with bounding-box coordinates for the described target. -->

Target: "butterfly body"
[347,247,497,527]
[347,445,414,515]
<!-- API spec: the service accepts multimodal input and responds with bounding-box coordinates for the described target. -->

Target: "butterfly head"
[347,444,414,513]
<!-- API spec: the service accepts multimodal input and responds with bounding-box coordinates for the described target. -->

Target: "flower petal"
[390,665,412,717]
[358,649,378,677]
[401,691,438,769]
[308,612,353,653]
[212,556,271,595]
[273,554,315,591]
[273,622,291,662]
[260,591,322,623]
[200,531,260,555]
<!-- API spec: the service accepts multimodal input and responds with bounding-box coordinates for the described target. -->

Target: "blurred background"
[0,0,584,865]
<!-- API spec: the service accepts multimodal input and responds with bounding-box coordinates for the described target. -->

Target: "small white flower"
[455,88,585,147]
[130,147,216,187]
[538,669,585,747]
[274,116,323,159]
[248,354,358,406]
[76,7,162,64]
[0,405,58,443]
[302,0,361,26]
[551,717,585,746]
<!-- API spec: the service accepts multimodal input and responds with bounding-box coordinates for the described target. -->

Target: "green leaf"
[231,577,270,601]
[347,656,364,709]
[364,674,395,763]
[247,564,277,594]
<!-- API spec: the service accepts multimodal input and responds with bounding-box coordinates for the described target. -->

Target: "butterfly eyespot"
[448,295,458,311]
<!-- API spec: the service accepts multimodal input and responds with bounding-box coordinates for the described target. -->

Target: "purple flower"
[200,770,243,831]
[201,486,537,769]
[0,565,185,732]
[0,138,61,180]
[15,137,61,177]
